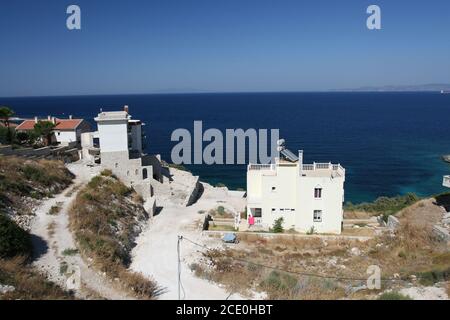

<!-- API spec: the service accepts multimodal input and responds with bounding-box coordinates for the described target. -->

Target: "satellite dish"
[277,146,284,152]
[277,139,285,146]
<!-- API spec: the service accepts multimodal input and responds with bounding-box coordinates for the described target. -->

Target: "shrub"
[345,193,420,219]
[0,213,32,259]
[306,226,316,235]
[100,169,113,177]
[378,291,412,300]
[48,204,62,215]
[62,248,79,256]
[418,267,450,286]
[260,271,298,291]
[271,217,284,233]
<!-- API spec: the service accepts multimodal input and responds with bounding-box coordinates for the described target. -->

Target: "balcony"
[443,175,450,188]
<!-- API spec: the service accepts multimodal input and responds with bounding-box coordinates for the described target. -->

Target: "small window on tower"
[314,188,322,199]
[313,210,322,222]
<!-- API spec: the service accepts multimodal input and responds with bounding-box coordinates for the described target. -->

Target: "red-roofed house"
[16,115,91,146]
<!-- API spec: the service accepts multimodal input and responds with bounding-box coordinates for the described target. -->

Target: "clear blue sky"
[1,0,450,97]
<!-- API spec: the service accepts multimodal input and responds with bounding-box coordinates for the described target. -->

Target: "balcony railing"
[248,164,276,171]
[443,175,450,188]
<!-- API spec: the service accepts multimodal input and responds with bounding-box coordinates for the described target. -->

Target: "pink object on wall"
[249,216,255,225]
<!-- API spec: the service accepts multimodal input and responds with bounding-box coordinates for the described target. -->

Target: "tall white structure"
[80,107,162,214]
[246,142,345,234]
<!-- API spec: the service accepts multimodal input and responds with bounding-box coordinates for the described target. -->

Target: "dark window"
[314,188,322,198]
[313,210,322,222]
[253,208,262,217]
[271,186,276,191]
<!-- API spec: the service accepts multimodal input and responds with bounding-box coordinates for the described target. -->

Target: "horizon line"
[1,89,448,100]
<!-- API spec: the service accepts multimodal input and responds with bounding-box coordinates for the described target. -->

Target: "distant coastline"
[2,85,450,99]
[336,83,450,92]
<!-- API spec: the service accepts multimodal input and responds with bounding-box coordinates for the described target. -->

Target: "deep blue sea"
[2,92,450,204]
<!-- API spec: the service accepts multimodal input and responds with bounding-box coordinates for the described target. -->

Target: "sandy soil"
[131,173,246,300]
[30,162,133,300]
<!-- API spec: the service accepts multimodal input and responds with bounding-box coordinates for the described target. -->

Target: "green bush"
[260,270,298,291]
[345,193,420,220]
[378,291,412,300]
[418,267,450,286]
[0,213,32,258]
[271,217,284,233]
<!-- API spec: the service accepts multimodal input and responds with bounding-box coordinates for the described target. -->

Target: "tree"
[272,217,284,233]
[0,106,14,128]
[0,106,15,144]
[34,120,56,146]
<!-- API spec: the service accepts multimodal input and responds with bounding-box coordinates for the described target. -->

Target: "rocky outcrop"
[387,215,400,230]
[432,225,450,242]
[0,284,15,295]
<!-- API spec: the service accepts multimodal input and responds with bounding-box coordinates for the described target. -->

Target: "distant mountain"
[337,83,450,92]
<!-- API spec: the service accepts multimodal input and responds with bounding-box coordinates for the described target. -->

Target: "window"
[253,208,262,217]
[314,188,322,199]
[115,163,118,168]
[271,208,276,212]
[313,210,322,222]
[271,186,276,191]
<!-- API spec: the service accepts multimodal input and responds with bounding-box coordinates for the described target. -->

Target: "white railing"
[301,162,345,176]
[443,175,450,188]
[248,164,276,171]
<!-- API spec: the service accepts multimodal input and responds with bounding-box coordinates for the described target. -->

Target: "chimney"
[52,117,56,124]
[124,105,129,114]
[34,116,38,124]
[47,115,51,121]
[69,115,73,119]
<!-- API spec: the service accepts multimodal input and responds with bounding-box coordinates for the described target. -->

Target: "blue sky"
[0,0,449,97]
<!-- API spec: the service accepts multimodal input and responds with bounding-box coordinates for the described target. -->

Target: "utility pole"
[177,235,183,300]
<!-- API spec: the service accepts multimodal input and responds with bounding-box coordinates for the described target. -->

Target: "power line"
[179,235,413,283]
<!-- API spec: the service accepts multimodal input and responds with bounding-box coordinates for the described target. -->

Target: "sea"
[2,92,450,204]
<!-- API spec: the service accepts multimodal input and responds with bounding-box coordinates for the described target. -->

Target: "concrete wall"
[101,150,153,199]
[129,123,142,153]
[295,176,344,234]
[98,120,128,153]
[54,130,77,144]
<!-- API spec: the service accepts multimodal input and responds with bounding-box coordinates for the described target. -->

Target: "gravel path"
[30,162,133,300]
[131,180,246,300]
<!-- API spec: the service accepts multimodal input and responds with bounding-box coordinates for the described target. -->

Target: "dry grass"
[193,203,450,300]
[0,256,73,300]
[69,174,162,299]
[0,156,73,215]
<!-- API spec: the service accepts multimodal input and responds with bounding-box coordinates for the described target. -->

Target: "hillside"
[69,170,162,299]
[0,156,74,300]
[0,156,74,228]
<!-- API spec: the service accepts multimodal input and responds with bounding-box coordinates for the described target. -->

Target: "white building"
[81,106,162,212]
[16,116,91,146]
[246,145,345,234]
[443,175,450,188]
